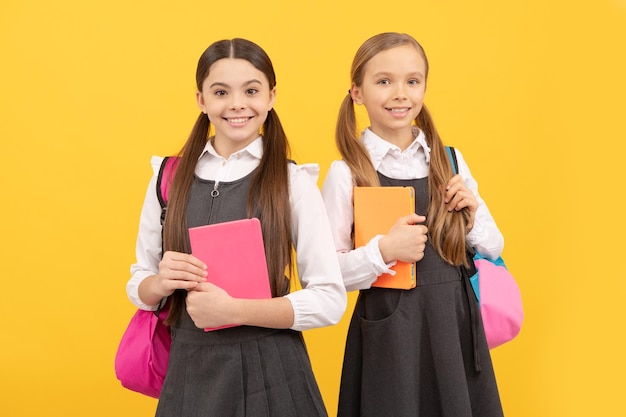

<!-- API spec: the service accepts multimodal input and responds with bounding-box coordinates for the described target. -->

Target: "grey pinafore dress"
[337,173,504,417]
[155,172,328,417]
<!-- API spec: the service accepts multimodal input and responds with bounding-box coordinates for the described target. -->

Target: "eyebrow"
[371,71,424,78]
[209,79,264,89]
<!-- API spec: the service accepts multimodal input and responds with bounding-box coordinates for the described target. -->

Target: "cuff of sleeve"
[284,295,305,331]
[365,235,397,276]
[284,291,346,331]
[285,295,317,332]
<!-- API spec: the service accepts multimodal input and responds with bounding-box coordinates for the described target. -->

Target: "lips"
[385,107,412,119]
[226,117,252,124]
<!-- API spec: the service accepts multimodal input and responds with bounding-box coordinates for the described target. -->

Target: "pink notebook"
[188,218,272,331]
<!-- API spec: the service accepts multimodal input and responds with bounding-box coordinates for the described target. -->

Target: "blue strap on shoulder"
[445,146,458,175]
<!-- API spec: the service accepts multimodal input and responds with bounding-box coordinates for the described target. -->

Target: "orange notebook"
[353,186,417,289]
[188,218,272,331]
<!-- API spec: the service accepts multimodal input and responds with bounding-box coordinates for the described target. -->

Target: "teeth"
[389,108,409,113]
[228,117,249,123]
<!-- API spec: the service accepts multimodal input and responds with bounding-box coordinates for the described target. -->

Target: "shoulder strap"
[445,146,459,175]
[156,156,180,225]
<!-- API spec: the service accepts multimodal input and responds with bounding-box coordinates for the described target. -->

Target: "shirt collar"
[360,127,431,170]
[198,135,264,161]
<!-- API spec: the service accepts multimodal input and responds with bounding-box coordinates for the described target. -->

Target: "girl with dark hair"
[127,38,346,417]
[322,32,505,416]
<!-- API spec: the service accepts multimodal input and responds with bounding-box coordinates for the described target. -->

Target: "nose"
[228,91,246,110]
[393,83,407,100]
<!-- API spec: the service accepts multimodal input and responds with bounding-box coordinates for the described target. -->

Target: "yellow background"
[2,0,625,415]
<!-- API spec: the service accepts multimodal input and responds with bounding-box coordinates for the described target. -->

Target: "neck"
[211,135,258,158]
[371,127,415,151]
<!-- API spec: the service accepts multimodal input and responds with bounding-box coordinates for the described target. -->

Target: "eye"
[377,79,391,85]
[214,89,227,96]
[408,79,421,85]
[246,88,258,95]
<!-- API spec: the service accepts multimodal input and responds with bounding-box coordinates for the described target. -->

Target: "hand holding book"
[378,213,428,264]
[353,186,421,290]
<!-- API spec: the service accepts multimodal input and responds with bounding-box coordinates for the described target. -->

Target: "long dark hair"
[336,32,471,266]
[163,38,293,325]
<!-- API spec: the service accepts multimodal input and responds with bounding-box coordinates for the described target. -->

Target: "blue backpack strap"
[156,156,180,225]
[445,146,459,175]
[445,146,480,298]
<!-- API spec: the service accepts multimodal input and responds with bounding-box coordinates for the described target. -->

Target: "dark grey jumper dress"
[155,172,327,417]
[337,173,504,417]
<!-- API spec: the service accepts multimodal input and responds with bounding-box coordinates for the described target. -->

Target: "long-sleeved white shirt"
[127,136,347,331]
[321,128,504,291]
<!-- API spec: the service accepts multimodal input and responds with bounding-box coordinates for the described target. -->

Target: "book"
[353,186,417,289]
[188,218,272,331]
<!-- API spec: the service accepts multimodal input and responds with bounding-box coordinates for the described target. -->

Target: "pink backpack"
[471,255,524,348]
[114,156,179,398]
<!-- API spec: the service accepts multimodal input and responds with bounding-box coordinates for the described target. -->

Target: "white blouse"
[321,128,504,291]
[127,136,347,331]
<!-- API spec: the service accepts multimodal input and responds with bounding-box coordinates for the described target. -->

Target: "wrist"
[378,236,394,264]
[149,275,170,298]
[137,275,165,307]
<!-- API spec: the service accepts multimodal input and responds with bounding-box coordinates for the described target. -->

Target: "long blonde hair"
[336,32,470,266]
[163,39,293,324]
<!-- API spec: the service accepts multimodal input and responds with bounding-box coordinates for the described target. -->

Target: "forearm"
[231,297,294,329]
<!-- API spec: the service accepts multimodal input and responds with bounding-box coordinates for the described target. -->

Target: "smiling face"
[196,58,276,156]
[351,44,427,146]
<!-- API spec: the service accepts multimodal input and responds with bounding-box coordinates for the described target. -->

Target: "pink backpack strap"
[156,156,180,225]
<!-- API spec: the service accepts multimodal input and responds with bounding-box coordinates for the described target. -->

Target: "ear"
[350,83,363,105]
[268,87,276,111]
[196,91,207,114]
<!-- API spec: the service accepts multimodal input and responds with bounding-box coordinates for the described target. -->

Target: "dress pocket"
[358,288,404,324]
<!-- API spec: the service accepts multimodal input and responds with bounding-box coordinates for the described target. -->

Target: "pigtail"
[162,112,210,325]
[251,109,293,297]
[335,94,379,187]
[417,105,471,266]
